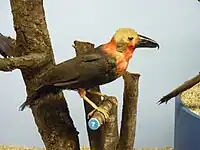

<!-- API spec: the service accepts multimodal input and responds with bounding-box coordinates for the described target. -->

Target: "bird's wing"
[19,52,116,110]
[45,52,116,88]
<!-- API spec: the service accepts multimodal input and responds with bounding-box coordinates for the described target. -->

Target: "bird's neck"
[101,38,135,73]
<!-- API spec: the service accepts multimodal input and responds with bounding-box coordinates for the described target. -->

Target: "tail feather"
[19,85,61,111]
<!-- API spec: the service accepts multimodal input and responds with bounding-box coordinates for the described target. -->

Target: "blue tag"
[88,118,100,130]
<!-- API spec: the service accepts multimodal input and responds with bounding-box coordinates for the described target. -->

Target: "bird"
[0,33,13,58]
[19,28,159,119]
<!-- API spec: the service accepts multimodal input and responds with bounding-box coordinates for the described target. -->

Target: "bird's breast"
[116,46,134,75]
[116,55,129,75]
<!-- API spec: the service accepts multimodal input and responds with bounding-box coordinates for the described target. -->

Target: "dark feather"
[0,33,13,58]
[20,50,118,110]
[19,85,61,111]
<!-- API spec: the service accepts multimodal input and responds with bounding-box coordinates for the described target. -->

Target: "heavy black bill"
[136,34,159,49]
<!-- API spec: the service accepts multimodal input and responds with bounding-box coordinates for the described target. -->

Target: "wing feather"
[44,52,116,89]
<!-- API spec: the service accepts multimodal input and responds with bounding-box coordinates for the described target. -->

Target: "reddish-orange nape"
[101,37,117,56]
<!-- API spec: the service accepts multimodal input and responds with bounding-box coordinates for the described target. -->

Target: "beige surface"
[0,145,173,150]
[181,81,200,115]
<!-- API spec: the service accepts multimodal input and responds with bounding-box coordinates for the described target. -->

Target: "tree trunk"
[9,0,80,149]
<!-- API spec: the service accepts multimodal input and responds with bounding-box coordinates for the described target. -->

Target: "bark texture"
[102,97,119,150]
[117,72,140,150]
[6,0,80,149]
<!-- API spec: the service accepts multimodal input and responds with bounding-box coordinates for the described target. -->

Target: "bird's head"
[112,28,159,52]
[102,28,159,72]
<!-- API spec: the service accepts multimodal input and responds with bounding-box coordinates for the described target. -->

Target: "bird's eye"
[128,37,134,41]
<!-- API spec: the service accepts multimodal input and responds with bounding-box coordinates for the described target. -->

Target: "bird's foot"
[108,97,118,106]
[87,89,110,101]
[87,89,118,106]
[88,107,109,120]
[79,89,109,119]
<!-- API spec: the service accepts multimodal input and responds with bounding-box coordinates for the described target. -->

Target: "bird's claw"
[87,89,108,100]
[87,107,109,120]
[100,94,108,100]
[108,97,118,106]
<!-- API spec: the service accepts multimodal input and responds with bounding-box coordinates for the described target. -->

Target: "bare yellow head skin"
[113,28,139,48]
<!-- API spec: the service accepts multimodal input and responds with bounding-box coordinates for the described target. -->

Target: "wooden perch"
[89,96,118,126]
[117,72,140,150]
[73,40,104,149]
[88,96,119,150]
[100,97,119,150]
[158,73,200,104]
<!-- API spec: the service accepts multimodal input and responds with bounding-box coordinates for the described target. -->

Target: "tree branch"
[0,34,50,72]
[117,72,140,150]
[158,73,200,104]
[88,97,118,125]
[94,97,119,150]
[0,53,50,72]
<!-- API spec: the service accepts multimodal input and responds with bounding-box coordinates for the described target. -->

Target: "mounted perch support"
[88,96,118,130]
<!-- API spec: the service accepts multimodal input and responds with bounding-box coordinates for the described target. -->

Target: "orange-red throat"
[102,37,136,73]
